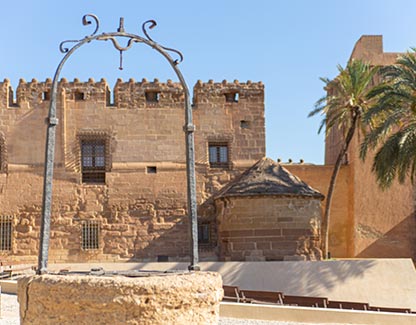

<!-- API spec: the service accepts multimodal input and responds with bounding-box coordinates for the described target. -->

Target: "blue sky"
[1,1,416,163]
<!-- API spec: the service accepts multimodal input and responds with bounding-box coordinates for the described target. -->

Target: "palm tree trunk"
[323,113,359,259]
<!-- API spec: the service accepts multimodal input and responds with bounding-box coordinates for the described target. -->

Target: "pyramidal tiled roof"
[215,157,324,200]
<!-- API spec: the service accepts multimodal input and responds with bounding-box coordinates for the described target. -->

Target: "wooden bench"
[328,300,369,310]
[223,285,246,303]
[241,290,284,305]
[283,295,328,308]
[0,263,35,278]
[369,306,411,313]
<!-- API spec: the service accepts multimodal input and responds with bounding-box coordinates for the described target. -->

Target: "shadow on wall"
[356,214,416,260]
[201,259,377,296]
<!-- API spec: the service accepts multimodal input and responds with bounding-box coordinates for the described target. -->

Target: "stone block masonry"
[0,78,265,263]
[216,197,322,261]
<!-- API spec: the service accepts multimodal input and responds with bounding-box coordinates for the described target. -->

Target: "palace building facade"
[0,35,414,265]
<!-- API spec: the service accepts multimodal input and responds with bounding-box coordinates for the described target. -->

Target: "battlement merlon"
[113,78,185,109]
[0,78,264,109]
[193,79,264,104]
[0,78,12,108]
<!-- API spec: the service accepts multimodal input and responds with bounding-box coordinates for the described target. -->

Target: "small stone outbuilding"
[215,157,324,261]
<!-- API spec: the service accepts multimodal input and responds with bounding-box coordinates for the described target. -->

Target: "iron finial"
[118,17,125,33]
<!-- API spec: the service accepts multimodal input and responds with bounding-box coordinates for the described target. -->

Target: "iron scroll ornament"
[38,14,199,274]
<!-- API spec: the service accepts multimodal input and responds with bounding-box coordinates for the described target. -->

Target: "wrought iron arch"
[38,14,199,273]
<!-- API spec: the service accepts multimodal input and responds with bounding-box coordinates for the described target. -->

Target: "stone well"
[18,271,223,325]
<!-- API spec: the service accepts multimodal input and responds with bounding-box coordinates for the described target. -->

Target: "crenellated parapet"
[0,79,13,108]
[0,78,263,110]
[1,78,185,109]
[15,78,53,108]
[193,79,264,105]
[114,78,184,109]
[9,78,109,109]
[59,78,110,104]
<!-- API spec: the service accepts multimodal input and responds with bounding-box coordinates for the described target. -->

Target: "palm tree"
[361,50,416,189]
[309,59,379,258]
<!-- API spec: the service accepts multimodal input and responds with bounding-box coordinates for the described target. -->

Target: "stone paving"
[1,294,19,325]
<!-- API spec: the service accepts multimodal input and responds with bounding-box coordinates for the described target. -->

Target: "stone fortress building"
[0,35,414,265]
[0,77,323,263]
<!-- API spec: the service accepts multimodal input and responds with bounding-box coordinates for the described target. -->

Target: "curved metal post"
[37,15,199,274]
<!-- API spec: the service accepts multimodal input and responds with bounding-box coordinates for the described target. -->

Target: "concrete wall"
[48,259,416,311]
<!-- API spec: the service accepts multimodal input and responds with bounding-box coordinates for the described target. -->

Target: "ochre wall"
[0,78,265,263]
[348,132,415,259]
[286,165,353,257]
[322,35,416,260]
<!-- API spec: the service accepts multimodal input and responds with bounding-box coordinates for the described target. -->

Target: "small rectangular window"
[82,220,100,250]
[225,92,239,103]
[145,91,160,103]
[81,139,106,184]
[146,166,157,174]
[42,91,51,101]
[0,216,12,251]
[75,91,85,101]
[209,143,229,168]
[240,120,250,129]
[198,223,210,244]
[157,255,169,262]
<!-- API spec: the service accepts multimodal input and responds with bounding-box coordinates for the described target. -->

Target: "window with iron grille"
[209,143,229,168]
[82,220,100,250]
[0,146,3,173]
[198,222,210,245]
[0,134,6,173]
[0,216,12,251]
[81,139,106,183]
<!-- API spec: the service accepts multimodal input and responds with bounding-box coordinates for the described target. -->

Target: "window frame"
[198,222,211,245]
[208,142,230,168]
[81,220,100,250]
[0,134,6,173]
[78,132,111,184]
[0,216,13,251]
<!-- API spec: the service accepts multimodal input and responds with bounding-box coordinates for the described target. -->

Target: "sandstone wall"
[216,196,322,261]
[18,272,223,325]
[285,165,353,258]
[0,78,265,263]
[323,35,416,259]
[348,131,415,259]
